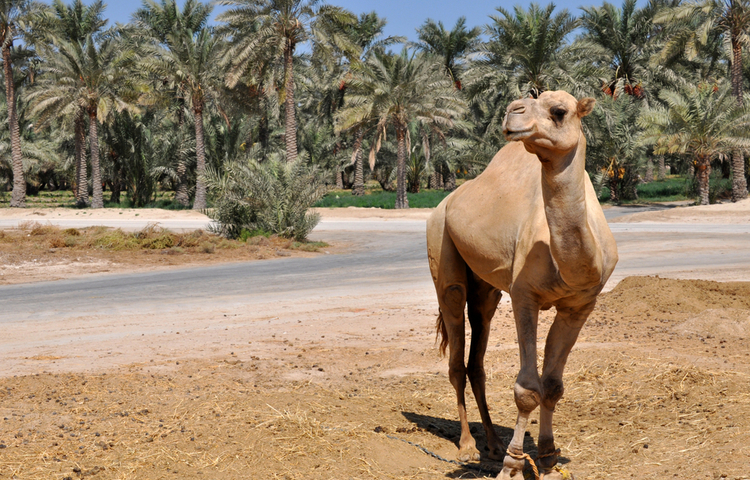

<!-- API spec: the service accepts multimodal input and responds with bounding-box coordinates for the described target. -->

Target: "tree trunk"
[644,159,653,183]
[732,151,748,201]
[174,152,190,207]
[352,129,365,196]
[4,42,25,207]
[657,155,666,181]
[109,175,121,204]
[730,39,748,201]
[75,111,88,207]
[89,110,104,208]
[193,106,207,210]
[609,173,619,203]
[395,126,409,209]
[335,170,343,189]
[431,167,444,189]
[443,164,456,191]
[283,42,297,163]
[174,106,190,207]
[696,159,711,206]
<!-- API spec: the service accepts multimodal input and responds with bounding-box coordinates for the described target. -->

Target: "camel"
[426,91,618,479]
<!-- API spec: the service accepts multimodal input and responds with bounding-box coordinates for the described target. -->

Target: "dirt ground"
[2,204,750,480]
[0,219,331,286]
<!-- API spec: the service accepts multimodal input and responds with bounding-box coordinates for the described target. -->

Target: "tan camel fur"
[426,91,618,479]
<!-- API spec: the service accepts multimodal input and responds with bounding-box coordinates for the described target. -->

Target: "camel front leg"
[499,295,541,480]
[536,303,594,479]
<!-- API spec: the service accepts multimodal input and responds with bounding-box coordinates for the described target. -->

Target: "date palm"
[414,16,481,91]
[217,0,356,163]
[133,0,211,207]
[331,11,399,195]
[140,27,224,210]
[578,0,663,99]
[133,0,210,43]
[1,0,45,207]
[30,30,136,208]
[339,49,465,209]
[640,81,750,205]
[485,3,578,98]
[38,0,106,206]
[656,0,750,200]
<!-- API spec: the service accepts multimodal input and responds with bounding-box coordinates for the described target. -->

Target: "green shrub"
[239,228,271,242]
[205,156,325,240]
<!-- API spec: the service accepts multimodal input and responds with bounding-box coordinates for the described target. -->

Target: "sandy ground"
[610,198,750,223]
[2,202,750,480]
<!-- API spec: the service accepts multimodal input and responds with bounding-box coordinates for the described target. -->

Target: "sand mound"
[673,308,750,338]
[601,276,750,316]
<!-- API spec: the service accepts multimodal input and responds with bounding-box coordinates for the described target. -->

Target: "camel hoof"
[458,446,481,462]
[496,467,525,480]
[541,466,574,480]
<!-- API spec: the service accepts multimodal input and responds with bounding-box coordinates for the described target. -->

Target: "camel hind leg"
[466,269,504,460]
[427,204,476,461]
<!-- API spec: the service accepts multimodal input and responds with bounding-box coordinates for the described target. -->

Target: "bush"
[205,156,326,241]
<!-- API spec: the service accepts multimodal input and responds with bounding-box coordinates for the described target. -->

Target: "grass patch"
[315,189,451,209]
[4,222,330,258]
[239,228,272,242]
[290,241,328,252]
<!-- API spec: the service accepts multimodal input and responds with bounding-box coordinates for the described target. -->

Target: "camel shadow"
[401,411,570,478]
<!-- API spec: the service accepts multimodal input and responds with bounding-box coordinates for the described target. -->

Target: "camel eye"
[551,107,567,121]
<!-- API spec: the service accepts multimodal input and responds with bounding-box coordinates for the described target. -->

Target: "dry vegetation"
[2,277,750,479]
[0,222,329,285]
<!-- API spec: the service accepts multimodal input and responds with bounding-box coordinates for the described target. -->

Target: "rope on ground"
[383,433,501,477]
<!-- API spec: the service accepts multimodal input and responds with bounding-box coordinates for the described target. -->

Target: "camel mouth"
[503,129,534,141]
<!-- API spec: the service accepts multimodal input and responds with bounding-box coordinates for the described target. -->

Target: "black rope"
[383,433,502,477]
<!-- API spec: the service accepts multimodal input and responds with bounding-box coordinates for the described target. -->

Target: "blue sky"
[81,0,645,41]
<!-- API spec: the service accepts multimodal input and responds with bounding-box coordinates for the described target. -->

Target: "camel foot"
[457,445,480,462]
[540,466,574,480]
[496,466,525,480]
[540,470,563,480]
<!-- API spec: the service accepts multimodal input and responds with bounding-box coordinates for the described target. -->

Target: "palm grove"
[2,0,750,238]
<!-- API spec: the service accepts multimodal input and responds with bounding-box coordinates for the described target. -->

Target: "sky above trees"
[69,0,649,41]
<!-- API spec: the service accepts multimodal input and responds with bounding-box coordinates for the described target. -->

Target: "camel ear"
[577,97,596,117]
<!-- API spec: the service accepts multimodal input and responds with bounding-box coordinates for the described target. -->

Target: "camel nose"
[510,104,526,114]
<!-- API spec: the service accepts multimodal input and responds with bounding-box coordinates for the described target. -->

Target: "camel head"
[502,91,595,159]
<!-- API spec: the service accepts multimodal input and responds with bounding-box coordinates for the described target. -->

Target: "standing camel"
[426,91,618,479]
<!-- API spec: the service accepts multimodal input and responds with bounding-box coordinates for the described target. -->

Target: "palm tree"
[414,16,481,91]
[1,0,44,207]
[414,17,480,190]
[640,81,750,205]
[339,49,465,209]
[133,0,210,43]
[31,0,106,206]
[578,0,664,99]
[332,11,400,196]
[485,3,578,98]
[140,26,224,210]
[133,0,212,207]
[656,0,750,201]
[217,0,356,163]
[30,30,136,208]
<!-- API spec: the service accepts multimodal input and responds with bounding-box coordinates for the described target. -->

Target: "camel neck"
[539,132,603,289]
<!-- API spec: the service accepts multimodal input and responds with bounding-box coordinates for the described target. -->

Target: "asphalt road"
[2,206,750,323]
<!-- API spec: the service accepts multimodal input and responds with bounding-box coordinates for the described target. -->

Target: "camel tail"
[435,310,448,357]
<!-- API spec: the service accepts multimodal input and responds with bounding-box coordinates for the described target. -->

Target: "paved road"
[2,206,750,323]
